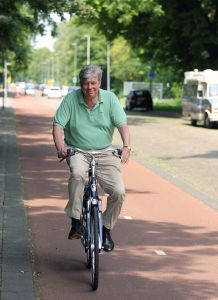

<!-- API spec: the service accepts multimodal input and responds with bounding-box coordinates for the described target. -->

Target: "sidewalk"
[0,101,35,299]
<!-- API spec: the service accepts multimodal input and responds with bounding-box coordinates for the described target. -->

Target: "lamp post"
[51,58,54,85]
[2,60,10,110]
[72,43,77,85]
[84,34,90,65]
[107,43,110,91]
[42,62,46,84]
[56,56,60,86]
[149,64,154,97]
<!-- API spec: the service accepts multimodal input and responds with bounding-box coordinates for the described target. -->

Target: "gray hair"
[79,64,103,84]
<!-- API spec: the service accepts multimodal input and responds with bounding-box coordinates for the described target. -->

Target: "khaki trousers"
[64,153,125,229]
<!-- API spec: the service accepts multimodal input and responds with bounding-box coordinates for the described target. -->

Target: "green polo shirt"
[53,88,127,150]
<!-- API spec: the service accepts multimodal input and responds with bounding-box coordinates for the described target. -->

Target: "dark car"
[125,89,153,111]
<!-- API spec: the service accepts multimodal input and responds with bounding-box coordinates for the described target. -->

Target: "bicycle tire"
[83,214,91,269]
[86,236,91,269]
[90,206,99,290]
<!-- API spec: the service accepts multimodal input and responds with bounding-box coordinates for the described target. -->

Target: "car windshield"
[135,91,144,96]
[209,84,218,96]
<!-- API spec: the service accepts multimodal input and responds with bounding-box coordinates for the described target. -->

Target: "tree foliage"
[75,0,218,77]
[27,20,150,94]
[0,0,70,72]
[3,0,218,90]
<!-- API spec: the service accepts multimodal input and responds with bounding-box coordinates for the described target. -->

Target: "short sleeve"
[53,95,72,128]
[110,93,127,127]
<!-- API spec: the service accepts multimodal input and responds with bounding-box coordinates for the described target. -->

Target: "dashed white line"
[154,249,167,256]
[123,216,133,220]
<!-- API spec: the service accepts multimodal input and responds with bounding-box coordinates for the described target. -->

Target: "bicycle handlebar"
[59,147,122,162]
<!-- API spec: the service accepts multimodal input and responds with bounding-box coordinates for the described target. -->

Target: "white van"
[182,69,218,128]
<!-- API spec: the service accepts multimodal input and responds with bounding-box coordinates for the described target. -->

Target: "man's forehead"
[83,75,99,82]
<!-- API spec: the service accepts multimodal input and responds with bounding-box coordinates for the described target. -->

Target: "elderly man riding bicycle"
[53,64,131,252]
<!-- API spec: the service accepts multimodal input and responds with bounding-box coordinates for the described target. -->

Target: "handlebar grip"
[67,148,76,156]
[113,148,122,157]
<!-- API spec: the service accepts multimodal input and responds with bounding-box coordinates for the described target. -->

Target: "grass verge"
[154,98,182,113]
[120,96,182,113]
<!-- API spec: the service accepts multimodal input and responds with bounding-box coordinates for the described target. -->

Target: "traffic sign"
[149,70,155,78]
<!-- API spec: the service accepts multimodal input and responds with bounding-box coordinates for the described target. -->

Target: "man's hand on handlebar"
[57,145,68,159]
[121,147,131,164]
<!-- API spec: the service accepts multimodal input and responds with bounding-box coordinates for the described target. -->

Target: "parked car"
[125,89,153,111]
[47,86,62,99]
[61,85,69,97]
[41,85,50,96]
[25,84,35,96]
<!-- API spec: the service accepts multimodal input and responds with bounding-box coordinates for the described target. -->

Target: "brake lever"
[59,148,76,162]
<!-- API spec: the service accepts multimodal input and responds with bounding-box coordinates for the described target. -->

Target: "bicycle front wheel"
[90,206,99,290]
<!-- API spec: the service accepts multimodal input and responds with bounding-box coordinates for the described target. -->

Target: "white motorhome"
[182,69,218,128]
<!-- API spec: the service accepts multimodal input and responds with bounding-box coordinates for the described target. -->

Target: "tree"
[26,48,52,83]
[0,0,72,73]
[75,0,218,78]
[27,20,151,94]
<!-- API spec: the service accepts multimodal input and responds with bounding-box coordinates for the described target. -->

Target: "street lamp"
[107,43,110,91]
[2,60,10,110]
[72,43,77,85]
[84,34,90,65]
[42,62,46,84]
[51,57,54,84]
[56,56,60,86]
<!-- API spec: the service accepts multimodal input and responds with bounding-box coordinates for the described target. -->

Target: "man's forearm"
[117,124,131,147]
[52,124,65,152]
[117,123,131,164]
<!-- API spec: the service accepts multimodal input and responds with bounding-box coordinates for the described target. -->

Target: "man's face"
[81,75,101,100]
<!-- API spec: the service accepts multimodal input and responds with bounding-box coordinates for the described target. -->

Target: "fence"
[123,81,163,100]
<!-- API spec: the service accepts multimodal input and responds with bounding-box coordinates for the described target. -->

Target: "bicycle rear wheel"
[90,206,99,290]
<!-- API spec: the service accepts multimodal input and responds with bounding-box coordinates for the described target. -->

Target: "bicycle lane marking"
[12,95,218,300]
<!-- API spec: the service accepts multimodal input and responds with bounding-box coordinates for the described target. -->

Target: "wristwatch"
[123,145,131,151]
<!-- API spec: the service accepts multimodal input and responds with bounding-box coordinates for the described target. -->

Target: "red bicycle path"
[12,95,218,300]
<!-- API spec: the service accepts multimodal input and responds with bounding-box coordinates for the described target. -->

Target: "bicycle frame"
[82,155,103,253]
[66,146,121,290]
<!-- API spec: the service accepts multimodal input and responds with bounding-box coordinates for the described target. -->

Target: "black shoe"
[68,218,81,240]
[103,226,114,252]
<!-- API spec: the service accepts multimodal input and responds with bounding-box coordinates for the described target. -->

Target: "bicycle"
[64,146,121,290]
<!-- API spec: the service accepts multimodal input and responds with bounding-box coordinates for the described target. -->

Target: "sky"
[33,27,55,51]
[33,13,70,51]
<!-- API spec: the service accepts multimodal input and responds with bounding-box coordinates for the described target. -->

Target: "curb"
[134,156,218,212]
[0,105,36,300]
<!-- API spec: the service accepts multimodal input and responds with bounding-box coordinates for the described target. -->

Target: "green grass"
[120,97,182,113]
[154,98,182,113]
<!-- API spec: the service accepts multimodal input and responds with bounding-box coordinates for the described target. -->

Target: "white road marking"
[123,216,133,220]
[154,249,167,256]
